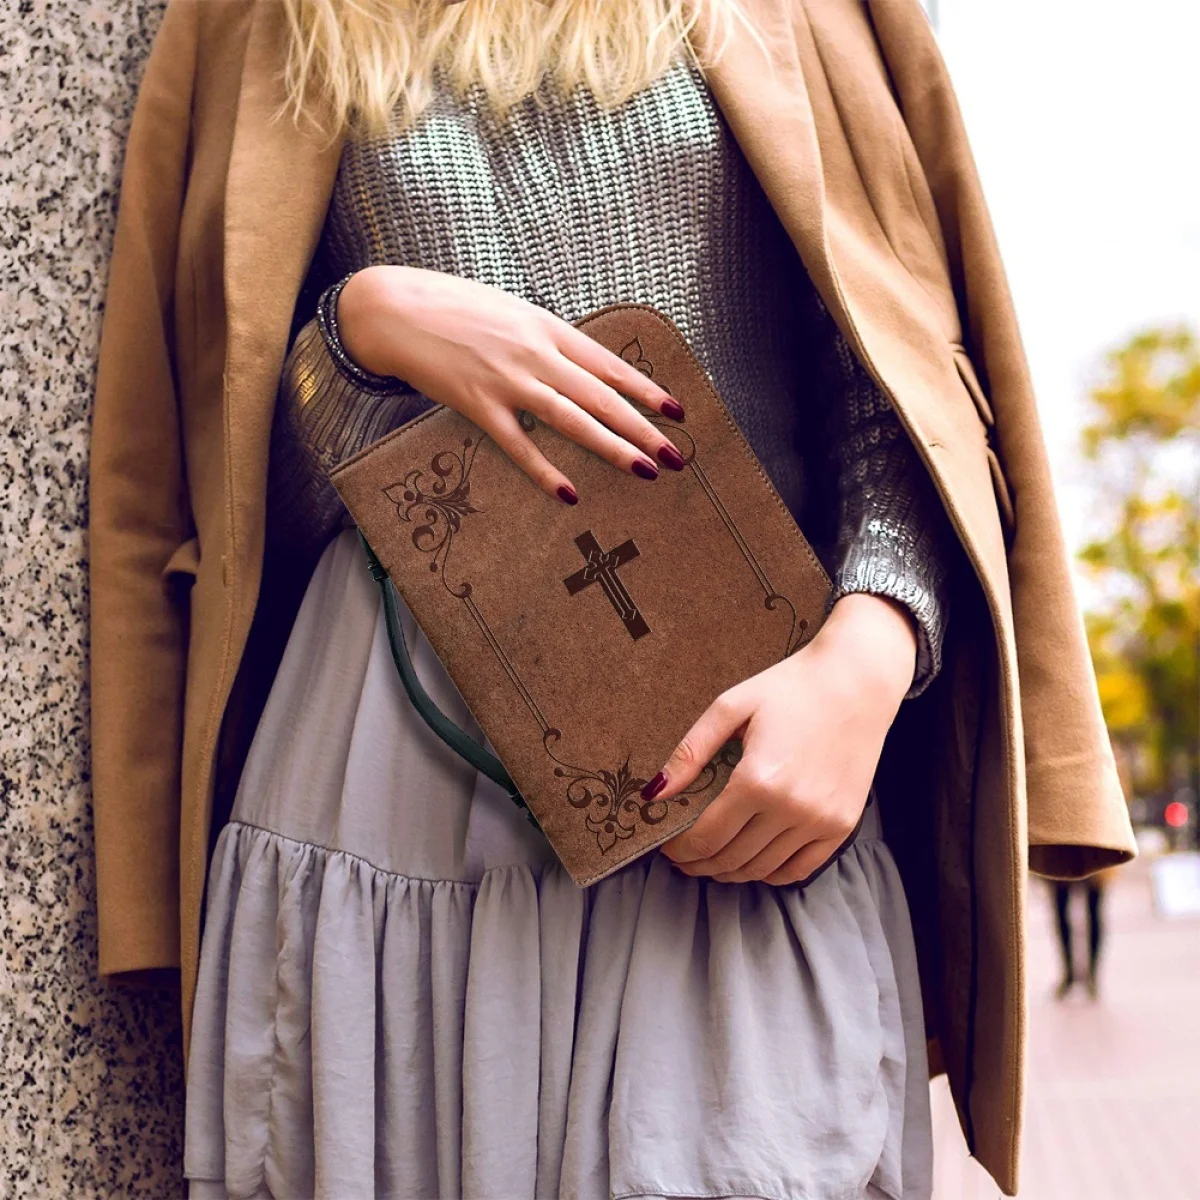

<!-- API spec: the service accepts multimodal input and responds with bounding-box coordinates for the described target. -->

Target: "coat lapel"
[222,0,346,619]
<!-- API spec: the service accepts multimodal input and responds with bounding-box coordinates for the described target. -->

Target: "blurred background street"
[931,849,1200,1198]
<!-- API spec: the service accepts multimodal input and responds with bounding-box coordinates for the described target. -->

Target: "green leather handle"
[357,531,541,829]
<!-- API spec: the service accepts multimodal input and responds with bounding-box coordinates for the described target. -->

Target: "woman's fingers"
[481,365,677,498]
[429,295,694,497]
[539,356,688,472]
[555,323,686,422]
[761,835,846,887]
[668,810,783,875]
[486,408,580,504]
[525,381,663,480]
[706,823,815,883]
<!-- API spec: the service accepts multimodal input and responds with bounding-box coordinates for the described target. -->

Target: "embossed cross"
[563,531,650,640]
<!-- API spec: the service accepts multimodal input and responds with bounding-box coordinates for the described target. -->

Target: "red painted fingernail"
[556,484,578,506]
[661,398,685,421]
[632,459,659,481]
[657,444,686,471]
[641,771,668,801]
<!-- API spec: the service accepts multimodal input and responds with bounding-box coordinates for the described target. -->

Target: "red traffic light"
[1164,801,1189,828]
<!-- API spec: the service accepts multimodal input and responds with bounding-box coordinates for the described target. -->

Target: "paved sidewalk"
[931,856,1200,1199]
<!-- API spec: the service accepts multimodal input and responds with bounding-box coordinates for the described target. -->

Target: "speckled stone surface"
[1,1,185,1195]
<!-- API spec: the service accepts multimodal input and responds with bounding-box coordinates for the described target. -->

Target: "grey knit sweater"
[267,48,952,694]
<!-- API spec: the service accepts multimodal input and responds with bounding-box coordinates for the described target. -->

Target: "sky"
[926,0,1200,574]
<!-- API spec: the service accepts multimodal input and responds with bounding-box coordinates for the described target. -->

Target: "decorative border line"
[687,459,805,656]
[463,593,551,735]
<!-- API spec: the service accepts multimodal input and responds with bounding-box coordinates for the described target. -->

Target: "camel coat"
[87,0,1137,1192]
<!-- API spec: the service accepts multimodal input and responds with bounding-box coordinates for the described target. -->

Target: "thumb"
[641,685,754,803]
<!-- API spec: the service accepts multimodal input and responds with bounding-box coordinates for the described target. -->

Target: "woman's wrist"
[811,592,918,709]
[327,266,415,389]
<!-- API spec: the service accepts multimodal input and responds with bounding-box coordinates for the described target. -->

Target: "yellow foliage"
[1093,663,1150,733]
[1079,325,1199,797]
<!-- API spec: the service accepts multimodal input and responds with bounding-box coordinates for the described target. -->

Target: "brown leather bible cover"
[329,303,832,886]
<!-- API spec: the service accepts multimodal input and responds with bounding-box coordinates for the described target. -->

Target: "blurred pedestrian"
[1052,865,1121,999]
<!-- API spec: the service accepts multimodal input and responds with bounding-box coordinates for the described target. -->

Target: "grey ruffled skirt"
[183,529,933,1200]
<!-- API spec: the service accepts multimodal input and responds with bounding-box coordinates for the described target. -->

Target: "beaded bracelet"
[315,271,414,395]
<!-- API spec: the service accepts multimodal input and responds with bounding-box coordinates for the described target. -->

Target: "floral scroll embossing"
[383,436,482,598]
[543,730,742,854]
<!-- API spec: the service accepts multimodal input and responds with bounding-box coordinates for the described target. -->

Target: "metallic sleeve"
[814,298,953,699]
[264,300,424,566]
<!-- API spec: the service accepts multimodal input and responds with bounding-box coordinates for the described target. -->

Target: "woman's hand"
[654,593,918,885]
[336,264,687,503]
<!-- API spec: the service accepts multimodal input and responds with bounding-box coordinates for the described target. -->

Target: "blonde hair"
[278,0,767,143]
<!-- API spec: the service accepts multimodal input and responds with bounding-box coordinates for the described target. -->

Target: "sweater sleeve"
[265,274,424,566]
[810,292,954,699]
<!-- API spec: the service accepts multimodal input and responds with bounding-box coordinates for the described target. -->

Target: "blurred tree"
[1079,327,1200,816]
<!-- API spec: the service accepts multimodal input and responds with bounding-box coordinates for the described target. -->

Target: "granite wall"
[1,1,184,1194]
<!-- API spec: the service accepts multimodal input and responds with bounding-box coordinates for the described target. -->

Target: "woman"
[87,1,1138,1198]
[193,1,950,1195]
